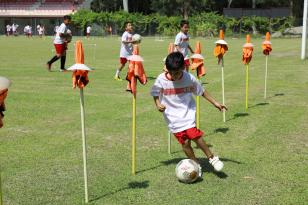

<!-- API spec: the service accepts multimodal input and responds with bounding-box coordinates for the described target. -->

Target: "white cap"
[127,55,144,62]
[243,43,254,48]
[0,76,11,90]
[190,53,204,60]
[215,39,228,45]
[67,63,92,71]
[262,40,271,45]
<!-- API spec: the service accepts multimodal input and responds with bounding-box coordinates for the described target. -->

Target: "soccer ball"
[132,34,142,43]
[175,159,200,183]
[66,34,72,43]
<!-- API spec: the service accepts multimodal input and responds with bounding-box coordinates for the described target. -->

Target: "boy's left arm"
[188,44,194,54]
[202,90,227,111]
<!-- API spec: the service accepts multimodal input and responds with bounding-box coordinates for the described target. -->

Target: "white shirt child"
[54,23,68,44]
[151,71,204,133]
[86,26,91,34]
[119,31,133,58]
[174,32,190,60]
[6,25,11,32]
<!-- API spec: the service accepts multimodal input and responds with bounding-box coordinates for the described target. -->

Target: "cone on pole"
[262,32,272,99]
[67,40,92,204]
[242,35,254,110]
[191,41,206,78]
[214,30,228,122]
[163,43,175,72]
[126,45,147,174]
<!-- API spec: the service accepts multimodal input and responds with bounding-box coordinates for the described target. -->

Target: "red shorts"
[174,127,203,144]
[54,43,67,55]
[184,59,190,67]
[119,57,128,65]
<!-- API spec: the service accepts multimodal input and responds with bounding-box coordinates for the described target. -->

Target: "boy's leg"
[182,140,198,162]
[46,54,61,71]
[114,61,125,80]
[60,53,66,71]
[193,137,224,171]
[192,137,213,159]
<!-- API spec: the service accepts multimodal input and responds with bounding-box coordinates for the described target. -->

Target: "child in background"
[114,22,135,81]
[151,52,227,175]
[46,15,72,72]
[174,20,194,71]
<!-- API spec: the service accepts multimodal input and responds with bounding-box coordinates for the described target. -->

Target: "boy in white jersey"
[114,22,136,81]
[46,15,72,72]
[174,20,194,71]
[6,24,11,36]
[151,52,227,174]
[86,25,91,38]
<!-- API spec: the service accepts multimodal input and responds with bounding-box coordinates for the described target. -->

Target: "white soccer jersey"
[174,32,190,59]
[54,23,68,44]
[6,25,11,31]
[151,71,204,133]
[86,26,91,33]
[119,31,133,58]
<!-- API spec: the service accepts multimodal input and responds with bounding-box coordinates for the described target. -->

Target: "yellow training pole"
[245,64,249,110]
[264,55,268,99]
[0,171,3,205]
[80,88,89,203]
[221,58,226,122]
[132,95,136,175]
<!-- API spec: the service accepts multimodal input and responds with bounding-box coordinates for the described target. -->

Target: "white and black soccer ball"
[175,159,200,183]
[132,34,142,43]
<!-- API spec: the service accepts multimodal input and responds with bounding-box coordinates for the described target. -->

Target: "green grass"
[0,35,307,205]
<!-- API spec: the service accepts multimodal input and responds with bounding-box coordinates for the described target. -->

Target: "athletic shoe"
[46,63,51,72]
[209,156,224,172]
[114,76,122,81]
[197,163,202,177]
[59,69,66,72]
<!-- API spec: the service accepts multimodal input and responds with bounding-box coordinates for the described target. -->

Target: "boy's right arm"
[153,96,166,112]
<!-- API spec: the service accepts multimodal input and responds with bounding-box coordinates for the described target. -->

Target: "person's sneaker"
[46,63,51,72]
[197,163,202,177]
[59,69,66,72]
[114,76,122,81]
[209,156,224,172]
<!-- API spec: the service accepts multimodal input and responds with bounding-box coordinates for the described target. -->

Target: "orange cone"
[126,45,147,96]
[0,76,11,128]
[191,41,206,78]
[67,40,92,89]
[262,32,272,55]
[214,30,228,64]
[242,35,254,65]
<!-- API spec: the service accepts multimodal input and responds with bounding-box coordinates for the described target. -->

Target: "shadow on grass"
[161,158,231,179]
[201,82,209,85]
[267,93,285,99]
[226,112,249,122]
[138,156,242,179]
[90,180,149,202]
[214,127,229,134]
[249,102,269,109]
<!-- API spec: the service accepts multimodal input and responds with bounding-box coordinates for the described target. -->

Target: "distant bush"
[71,10,294,36]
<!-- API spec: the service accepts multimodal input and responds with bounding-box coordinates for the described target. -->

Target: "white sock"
[115,69,120,77]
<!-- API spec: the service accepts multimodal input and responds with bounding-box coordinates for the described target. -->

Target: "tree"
[123,0,128,12]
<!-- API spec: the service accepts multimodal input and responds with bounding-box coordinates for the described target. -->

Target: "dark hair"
[64,15,71,20]
[165,52,184,72]
[180,20,189,28]
[124,21,132,29]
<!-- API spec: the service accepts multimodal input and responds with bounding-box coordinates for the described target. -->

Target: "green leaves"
[71,10,294,36]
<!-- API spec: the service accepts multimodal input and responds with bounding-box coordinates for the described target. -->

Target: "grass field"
[0,35,307,205]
